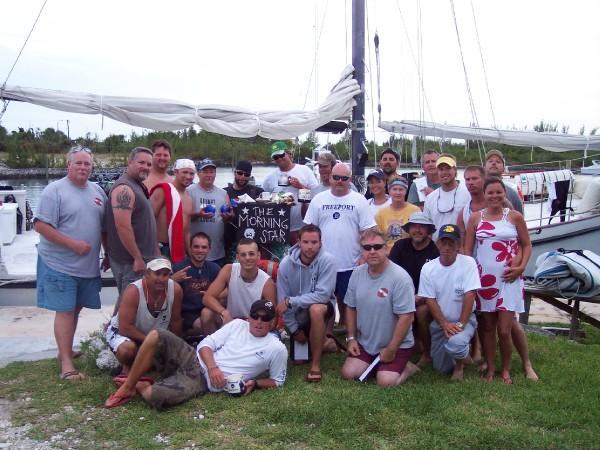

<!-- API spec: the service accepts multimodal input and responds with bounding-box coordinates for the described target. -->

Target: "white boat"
[581,160,600,176]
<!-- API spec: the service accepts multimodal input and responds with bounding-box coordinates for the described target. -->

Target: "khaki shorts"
[149,329,207,409]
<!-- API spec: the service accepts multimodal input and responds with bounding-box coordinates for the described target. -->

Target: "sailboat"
[1,0,600,281]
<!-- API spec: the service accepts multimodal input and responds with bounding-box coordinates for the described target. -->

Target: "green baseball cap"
[270,141,288,157]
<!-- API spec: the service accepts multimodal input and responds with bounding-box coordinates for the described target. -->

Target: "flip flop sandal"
[104,391,135,409]
[305,370,322,382]
[60,370,85,381]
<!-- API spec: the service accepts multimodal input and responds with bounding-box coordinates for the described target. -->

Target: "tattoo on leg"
[114,189,132,210]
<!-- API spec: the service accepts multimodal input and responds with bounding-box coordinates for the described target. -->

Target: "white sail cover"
[0,66,360,140]
[379,120,600,152]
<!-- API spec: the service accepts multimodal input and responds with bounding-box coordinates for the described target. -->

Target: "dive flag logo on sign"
[94,197,103,206]
[376,287,389,298]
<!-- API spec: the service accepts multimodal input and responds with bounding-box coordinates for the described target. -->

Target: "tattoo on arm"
[114,189,133,210]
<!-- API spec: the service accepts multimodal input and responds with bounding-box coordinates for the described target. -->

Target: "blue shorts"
[37,256,102,312]
[335,270,354,300]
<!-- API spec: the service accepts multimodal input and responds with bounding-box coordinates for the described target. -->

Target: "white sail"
[0,66,360,140]
[379,119,600,152]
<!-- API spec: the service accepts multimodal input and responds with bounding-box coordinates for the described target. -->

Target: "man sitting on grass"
[341,229,419,386]
[105,300,288,409]
[418,224,481,380]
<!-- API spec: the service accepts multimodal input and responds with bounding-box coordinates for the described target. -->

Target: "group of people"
[34,139,538,411]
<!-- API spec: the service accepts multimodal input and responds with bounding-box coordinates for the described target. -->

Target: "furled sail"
[0,66,360,140]
[379,119,600,152]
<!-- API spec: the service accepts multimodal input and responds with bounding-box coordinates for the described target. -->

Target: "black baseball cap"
[235,160,253,173]
[249,299,275,320]
[367,169,386,181]
[437,224,461,242]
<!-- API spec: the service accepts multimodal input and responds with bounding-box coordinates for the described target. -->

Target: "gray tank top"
[106,173,157,264]
[110,278,175,334]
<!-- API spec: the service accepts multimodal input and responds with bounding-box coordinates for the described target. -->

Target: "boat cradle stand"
[520,280,600,341]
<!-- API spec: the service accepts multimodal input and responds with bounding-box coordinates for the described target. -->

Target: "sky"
[0,0,598,144]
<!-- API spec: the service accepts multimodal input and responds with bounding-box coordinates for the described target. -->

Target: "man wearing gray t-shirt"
[35,146,107,382]
[341,229,419,386]
[187,159,233,265]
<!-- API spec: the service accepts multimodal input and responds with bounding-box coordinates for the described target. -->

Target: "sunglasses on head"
[272,154,285,161]
[361,243,385,251]
[235,170,251,177]
[332,175,350,182]
[250,312,273,322]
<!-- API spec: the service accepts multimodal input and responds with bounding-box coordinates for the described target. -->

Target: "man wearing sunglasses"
[422,153,470,240]
[341,229,418,386]
[224,160,263,261]
[261,141,318,245]
[304,163,376,329]
[105,299,287,409]
[35,145,107,381]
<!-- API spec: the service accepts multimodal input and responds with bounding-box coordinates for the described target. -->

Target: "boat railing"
[526,206,600,234]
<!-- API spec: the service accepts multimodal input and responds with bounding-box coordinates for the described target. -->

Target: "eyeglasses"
[235,170,251,177]
[361,243,385,251]
[250,312,273,322]
[332,175,350,182]
[272,154,285,161]
[436,188,458,214]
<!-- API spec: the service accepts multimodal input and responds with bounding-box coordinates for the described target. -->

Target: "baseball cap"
[197,158,217,171]
[367,169,385,181]
[174,158,196,171]
[235,160,253,173]
[249,299,276,320]
[485,149,505,164]
[270,141,288,157]
[437,224,460,242]
[436,154,457,168]
[380,148,400,161]
[317,152,337,166]
[146,257,173,273]
[402,211,436,233]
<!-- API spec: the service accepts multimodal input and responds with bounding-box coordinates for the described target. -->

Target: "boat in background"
[581,160,600,176]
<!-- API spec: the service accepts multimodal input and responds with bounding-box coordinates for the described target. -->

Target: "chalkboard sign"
[236,203,290,244]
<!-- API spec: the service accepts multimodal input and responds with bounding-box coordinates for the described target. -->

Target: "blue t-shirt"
[173,258,221,315]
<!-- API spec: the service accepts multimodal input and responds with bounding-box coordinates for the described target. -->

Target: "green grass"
[1,326,599,449]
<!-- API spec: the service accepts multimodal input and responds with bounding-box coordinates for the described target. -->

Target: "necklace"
[436,186,458,214]
[143,279,167,313]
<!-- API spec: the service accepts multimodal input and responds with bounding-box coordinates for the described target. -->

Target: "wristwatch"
[345,335,356,343]
[456,322,464,330]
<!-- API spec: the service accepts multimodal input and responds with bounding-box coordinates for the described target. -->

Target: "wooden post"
[568,300,580,341]
[520,292,532,325]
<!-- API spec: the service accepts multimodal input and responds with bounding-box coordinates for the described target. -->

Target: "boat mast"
[351,0,367,191]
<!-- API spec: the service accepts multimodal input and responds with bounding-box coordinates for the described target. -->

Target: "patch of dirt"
[0,398,54,449]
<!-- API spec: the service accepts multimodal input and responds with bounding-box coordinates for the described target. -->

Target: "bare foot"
[481,371,495,383]
[416,355,432,368]
[501,371,513,385]
[523,362,539,381]
[451,370,464,381]
[398,362,420,383]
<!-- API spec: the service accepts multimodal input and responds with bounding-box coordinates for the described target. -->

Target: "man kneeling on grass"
[341,229,419,386]
[417,224,481,380]
[105,300,288,409]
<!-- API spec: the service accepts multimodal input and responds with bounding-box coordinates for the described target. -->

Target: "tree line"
[0,123,593,170]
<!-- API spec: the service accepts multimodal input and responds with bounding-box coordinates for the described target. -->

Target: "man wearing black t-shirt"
[224,160,264,262]
[389,212,439,367]
[172,232,221,337]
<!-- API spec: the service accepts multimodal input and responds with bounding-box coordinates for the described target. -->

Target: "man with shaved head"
[304,163,376,327]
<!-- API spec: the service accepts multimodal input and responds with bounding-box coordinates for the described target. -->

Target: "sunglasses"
[69,145,93,154]
[272,154,285,161]
[361,243,385,251]
[235,170,251,177]
[250,312,273,322]
[332,175,350,182]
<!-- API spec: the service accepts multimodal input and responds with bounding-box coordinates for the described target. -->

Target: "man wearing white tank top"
[202,239,277,333]
[105,258,183,375]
